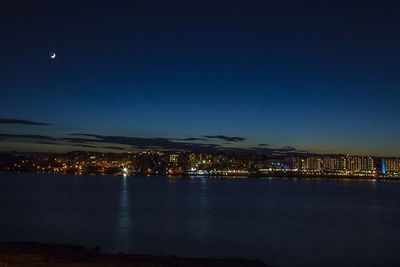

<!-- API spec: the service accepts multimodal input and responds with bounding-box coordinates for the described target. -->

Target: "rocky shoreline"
[0,242,271,267]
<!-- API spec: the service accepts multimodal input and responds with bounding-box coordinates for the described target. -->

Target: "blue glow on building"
[382,159,386,176]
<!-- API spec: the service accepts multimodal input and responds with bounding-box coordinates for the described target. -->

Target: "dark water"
[1,172,399,266]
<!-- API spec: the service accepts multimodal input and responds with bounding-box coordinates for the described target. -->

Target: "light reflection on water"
[116,175,132,247]
[194,177,209,242]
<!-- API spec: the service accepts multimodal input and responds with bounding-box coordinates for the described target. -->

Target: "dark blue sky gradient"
[1,1,400,155]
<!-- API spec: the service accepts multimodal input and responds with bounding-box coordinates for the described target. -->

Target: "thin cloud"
[170,137,206,142]
[0,119,50,126]
[0,134,57,141]
[204,135,246,142]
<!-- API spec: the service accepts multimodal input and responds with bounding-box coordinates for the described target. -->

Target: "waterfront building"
[382,158,399,176]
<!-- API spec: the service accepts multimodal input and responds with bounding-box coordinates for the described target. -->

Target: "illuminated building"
[360,156,375,173]
[382,158,399,176]
[267,158,285,170]
[169,153,179,163]
[306,156,322,171]
[382,159,387,176]
[346,155,361,172]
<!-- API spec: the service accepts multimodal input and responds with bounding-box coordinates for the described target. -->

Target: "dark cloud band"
[0,132,305,156]
[203,135,245,142]
[0,119,50,126]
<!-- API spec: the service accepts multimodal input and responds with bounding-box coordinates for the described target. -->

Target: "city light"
[0,150,398,179]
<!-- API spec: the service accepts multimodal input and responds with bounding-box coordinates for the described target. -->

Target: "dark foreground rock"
[0,242,271,267]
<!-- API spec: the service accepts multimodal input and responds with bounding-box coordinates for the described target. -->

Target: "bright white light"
[122,167,128,173]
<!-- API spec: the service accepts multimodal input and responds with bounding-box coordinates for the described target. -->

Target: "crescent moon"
[50,53,56,59]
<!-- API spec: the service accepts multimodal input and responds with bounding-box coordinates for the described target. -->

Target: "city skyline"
[3,149,400,178]
[1,1,400,156]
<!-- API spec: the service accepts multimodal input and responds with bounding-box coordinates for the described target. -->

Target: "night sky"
[1,1,399,155]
